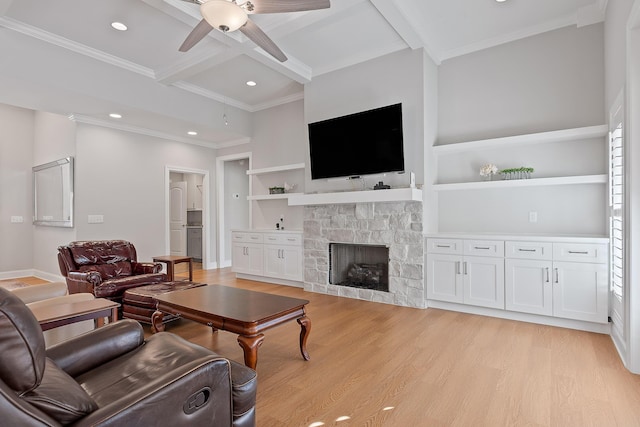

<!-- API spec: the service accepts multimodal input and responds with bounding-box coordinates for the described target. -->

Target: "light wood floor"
[7,271,640,426]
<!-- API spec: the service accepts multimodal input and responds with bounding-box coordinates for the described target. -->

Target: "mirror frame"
[33,157,74,228]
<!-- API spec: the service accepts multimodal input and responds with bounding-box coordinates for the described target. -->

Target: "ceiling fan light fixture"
[201,1,248,33]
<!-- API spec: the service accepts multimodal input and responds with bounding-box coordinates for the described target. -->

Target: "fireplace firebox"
[329,243,389,292]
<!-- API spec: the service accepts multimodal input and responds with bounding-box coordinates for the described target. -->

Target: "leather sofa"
[57,240,167,305]
[0,287,257,426]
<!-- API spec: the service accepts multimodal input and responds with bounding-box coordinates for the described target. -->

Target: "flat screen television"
[308,103,404,180]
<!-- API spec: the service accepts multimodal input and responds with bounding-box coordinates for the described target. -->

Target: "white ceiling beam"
[368,0,423,50]
[155,47,241,85]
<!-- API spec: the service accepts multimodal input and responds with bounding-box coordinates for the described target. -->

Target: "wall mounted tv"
[308,103,404,180]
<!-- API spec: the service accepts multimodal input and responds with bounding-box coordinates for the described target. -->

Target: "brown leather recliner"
[57,240,167,303]
[0,287,257,426]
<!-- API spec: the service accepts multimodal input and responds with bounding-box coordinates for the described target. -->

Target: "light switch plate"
[88,214,104,224]
[10,216,23,223]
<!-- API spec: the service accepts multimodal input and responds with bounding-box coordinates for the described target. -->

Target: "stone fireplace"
[303,201,425,308]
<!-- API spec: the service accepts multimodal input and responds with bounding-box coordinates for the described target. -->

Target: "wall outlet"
[88,214,104,224]
[10,216,23,223]
[528,212,538,223]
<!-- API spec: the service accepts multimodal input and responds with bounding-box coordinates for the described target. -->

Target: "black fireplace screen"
[329,243,389,292]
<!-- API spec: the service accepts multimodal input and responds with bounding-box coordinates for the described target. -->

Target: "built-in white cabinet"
[263,233,303,281]
[504,241,608,323]
[231,230,303,284]
[426,239,505,309]
[427,235,609,326]
[231,232,264,276]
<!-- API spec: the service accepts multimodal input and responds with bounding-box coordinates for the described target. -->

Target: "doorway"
[216,152,251,268]
[165,166,211,269]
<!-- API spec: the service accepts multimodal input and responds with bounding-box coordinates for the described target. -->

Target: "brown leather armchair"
[0,287,257,426]
[57,240,167,304]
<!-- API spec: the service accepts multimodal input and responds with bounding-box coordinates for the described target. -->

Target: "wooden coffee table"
[151,285,310,369]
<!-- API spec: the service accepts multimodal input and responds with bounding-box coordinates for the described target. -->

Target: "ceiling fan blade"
[239,19,288,62]
[248,0,330,14]
[179,19,214,52]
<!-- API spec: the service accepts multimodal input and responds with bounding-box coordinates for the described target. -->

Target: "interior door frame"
[216,152,252,268]
[165,165,212,269]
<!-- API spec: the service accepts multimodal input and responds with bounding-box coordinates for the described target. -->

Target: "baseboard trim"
[427,300,611,334]
[0,269,35,280]
[236,273,303,288]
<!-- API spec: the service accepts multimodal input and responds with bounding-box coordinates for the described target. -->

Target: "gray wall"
[32,111,77,278]
[604,0,635,108]
[436,23,607,235]
[304,48,426,193]
[0,104,34,275]
[74,124,218,264]
[224,159,249,261]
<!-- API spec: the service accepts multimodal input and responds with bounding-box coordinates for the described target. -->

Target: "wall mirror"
[33,157,74,227]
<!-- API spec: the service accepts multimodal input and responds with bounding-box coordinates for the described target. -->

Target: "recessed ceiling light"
[109,113,122,119]
[111,22,128,31]
[187,131,198,136]
[246,80,257,87]
[495,0,508,2]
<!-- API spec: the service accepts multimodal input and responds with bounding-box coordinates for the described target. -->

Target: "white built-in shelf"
[432,125,608,155]
[247,192,304,201]
[432,174,607,191]
[288,188,422,206]
[246,163,305,175]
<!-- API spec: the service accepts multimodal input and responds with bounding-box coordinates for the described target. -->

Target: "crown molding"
[171,81,254,111]
[251,92,304,111]
[0,17,155,78]
[68,114,225,148]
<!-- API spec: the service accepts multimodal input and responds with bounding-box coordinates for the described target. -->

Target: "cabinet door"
[552,261,608,323]
[232,243,249,273]
[264,245,284,278]
[264,246,303,281]
[505,259,552,315]
[463,256,505,309]
[281,246,303,281]
[232,243,264,275]
[426,254,463,303]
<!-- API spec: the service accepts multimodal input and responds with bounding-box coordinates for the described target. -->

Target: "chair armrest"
[132,262,163,275]
[68,271,102,286]
[11,282,68,304]
[46,320,144,377]
[74,354,234,427]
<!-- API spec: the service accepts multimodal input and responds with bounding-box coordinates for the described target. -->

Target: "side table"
[152,255,193,281]
[31,298,120,331]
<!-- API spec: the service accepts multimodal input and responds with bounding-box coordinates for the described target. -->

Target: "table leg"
[237,334,265,370]
[297,315,311,361]
[151,310,165,333]
[188,259,193,281]
[166,262,175,281]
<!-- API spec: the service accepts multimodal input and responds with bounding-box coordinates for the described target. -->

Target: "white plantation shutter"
[610,123,623,302]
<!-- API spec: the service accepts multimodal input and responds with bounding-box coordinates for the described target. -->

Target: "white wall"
[0,104,34,274]
[304,49,425,194]
[604,0,635,107]
[217,100,307,230]
[74,124,218,265]
[436,24,606,235]
[224,159,249,261]
[32,111,77,279]
[439,24,605,145]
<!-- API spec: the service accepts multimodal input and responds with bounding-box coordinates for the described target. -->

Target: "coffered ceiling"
[0,0,605,147]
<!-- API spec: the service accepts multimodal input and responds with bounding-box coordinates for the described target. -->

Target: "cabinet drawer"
[426,238,463,255]
[464,240,504,257]
[232,232,264,244]
[264,233,302,246]
[553,243,608,264]
[505,241,552,260]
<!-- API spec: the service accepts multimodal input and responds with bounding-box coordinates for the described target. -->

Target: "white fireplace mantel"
[288,188,423,206]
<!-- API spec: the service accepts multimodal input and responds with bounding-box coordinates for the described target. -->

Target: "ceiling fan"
[178,0,331,62]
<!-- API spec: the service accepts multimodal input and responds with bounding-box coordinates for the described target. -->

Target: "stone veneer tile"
[303,201,424,308]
